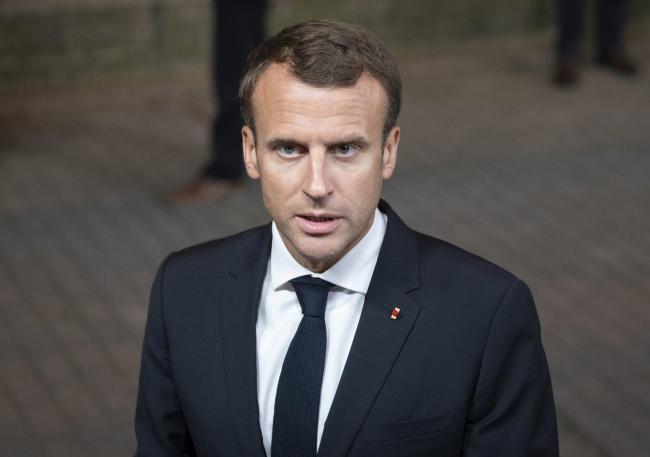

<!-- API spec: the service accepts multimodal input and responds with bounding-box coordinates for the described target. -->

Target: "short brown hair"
[238,19,402,139]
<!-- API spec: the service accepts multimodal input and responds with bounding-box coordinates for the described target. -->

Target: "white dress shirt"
[255,208,387,455]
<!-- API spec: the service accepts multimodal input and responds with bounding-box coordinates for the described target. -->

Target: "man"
[554,0,638,86]
[168,0,267,204]
[135,20,558,456]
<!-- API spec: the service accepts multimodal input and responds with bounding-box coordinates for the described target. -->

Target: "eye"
[335,144,356,157]
[277,144,300,157]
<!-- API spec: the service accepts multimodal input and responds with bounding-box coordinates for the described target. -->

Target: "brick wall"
[0,0,647,84]
[0,0,209,83]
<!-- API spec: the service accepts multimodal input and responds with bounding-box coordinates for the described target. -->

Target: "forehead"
[251,64,387,136]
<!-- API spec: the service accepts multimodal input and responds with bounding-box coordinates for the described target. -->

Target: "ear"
[242,125,260,180]
[381,126,400,180]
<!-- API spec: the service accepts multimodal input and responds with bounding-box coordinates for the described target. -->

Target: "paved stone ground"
[0,31,649,456]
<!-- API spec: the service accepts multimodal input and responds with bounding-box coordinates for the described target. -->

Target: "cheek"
[344,167,383,197]
[261,182,281,212]
[343,169,384,217]
[259,173,297,216]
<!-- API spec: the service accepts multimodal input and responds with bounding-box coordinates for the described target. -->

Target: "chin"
[296,244,343,271]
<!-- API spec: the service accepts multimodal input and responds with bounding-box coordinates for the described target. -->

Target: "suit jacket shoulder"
[164,223,271,283]
[154,225,273,327]
[413,231,519,312]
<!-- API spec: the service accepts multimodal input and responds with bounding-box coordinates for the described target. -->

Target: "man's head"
[240,20,402,273]
[239,19,402,142]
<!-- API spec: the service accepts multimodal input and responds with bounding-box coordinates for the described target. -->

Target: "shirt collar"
[269,208,387,295]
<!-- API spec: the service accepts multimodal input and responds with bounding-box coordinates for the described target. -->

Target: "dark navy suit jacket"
[134,201,558,456]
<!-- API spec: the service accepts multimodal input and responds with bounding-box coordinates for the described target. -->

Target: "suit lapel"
[219,227,271,457]
[318,201,421,457]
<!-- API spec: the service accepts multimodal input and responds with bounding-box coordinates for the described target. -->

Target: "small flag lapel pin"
[383,304,401,320]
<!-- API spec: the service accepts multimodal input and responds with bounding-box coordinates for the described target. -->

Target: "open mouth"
[297,215,340,235]
[302,216,336,222]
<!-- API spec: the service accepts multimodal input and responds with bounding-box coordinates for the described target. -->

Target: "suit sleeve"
[134,256,196,457]
[462,278,559,456]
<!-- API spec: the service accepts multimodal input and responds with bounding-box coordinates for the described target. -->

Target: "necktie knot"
[290,275,333,318]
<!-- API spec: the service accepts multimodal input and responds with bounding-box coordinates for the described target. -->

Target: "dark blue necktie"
[272,275,333,457]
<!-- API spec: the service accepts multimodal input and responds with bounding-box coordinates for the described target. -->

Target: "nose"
[303,151,333,200]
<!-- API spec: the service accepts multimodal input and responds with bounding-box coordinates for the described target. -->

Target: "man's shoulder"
[413,230,518,292]
[381,201,519,293]
[161,223,271,280]
[406,231,534,330]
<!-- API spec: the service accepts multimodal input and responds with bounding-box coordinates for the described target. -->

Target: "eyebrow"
[266,138,303,150]
[265,135,371,151]
[327,136,371,149]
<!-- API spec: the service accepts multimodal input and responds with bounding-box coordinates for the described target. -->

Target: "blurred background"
[0,0,648,455]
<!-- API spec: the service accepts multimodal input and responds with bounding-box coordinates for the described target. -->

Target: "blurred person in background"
[554,0,639,86]
[169,0,267,204]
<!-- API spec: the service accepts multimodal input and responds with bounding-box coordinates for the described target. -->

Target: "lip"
[296,214,341,235]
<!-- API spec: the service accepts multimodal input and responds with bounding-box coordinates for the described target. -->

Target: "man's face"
[242,64,400,272]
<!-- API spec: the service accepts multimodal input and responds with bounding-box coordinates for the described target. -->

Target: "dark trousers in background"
[203,0,267,181]
[556,0,628,59]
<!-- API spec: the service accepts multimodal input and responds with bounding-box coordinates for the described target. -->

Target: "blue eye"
[337,144,354,156]
[278,145,298,156]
